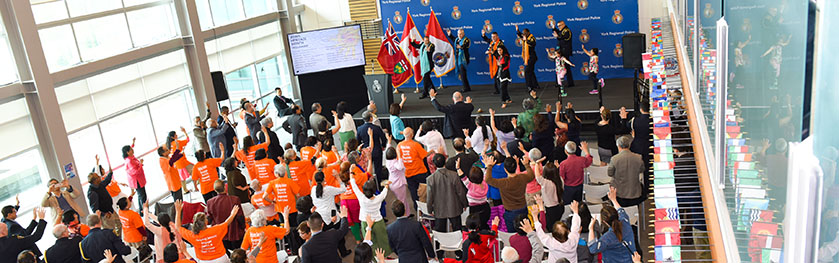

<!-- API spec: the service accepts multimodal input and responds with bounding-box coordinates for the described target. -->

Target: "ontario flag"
[377,21,413,88]
[399,10,423,84]
[425,7,455,77]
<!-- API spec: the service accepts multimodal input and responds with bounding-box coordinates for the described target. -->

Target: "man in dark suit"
[80,214,131,263]
[300,206,350,263]
[429,89,474,139]
[621,101,651,199]
[216,106,238,159]
[282,105,308,151]
[2,199,37,237]
[444,138,479,175]
[357,111,388,186]
[387,200,435,263]
[0,207,47,263]
[45,224,83,263]
[258,118,282,163]
[273,88,294,117]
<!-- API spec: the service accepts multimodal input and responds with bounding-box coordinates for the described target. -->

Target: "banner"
[382,0,639,86]
[377,21,414,87]
[399,11,424,83]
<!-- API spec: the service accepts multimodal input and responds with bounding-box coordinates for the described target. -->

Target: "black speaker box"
[211,71,229,101]
[622,33,646,69]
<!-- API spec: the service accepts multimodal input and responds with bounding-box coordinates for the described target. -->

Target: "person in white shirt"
[335,101,357,151]
[349,175,392,255]
[415,120,447,156]
[529,197,581,263]
[311,171,344,225]
[467,116,494,154]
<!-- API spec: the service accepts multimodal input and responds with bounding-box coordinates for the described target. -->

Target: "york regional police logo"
[741,18,752,33]
[433,52,450,67]
[517,65,525,78]
[546,15,556,29]
[577,0,588,10]
[513,1,523,15]
[703,3,714,18]
[515,37,522,47]
[421,0,430,6]
[483,20,493,33]
[579,29,590,43]
[451,6,461,20]
[614,43,623,57]
[612,10,623,24]
[394,11,403,24]
[581,62,589,75]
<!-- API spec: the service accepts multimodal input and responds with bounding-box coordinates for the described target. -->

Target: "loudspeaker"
[622,33,646,69]
[363,74,393,115]
[211,71,229,101]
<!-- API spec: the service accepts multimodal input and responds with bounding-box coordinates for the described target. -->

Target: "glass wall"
[0,97,49,213]
[815,0,839,260]
[195,0,278,30]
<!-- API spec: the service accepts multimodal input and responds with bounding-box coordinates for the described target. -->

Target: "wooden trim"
[668,12,727,263]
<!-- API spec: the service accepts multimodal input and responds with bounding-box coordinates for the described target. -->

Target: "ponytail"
[468,230,482,245]
[314,172,325,198]
[601,206,623,241]
[611,219,623,241]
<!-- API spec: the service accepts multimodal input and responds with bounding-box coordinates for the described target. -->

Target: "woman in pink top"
[458,159,490,231]
[525,149,545,207]
[123,138,147,213]
[142,203,178,263]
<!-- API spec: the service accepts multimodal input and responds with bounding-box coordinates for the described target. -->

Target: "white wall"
[638,0,668,50]
[298,0,352,31]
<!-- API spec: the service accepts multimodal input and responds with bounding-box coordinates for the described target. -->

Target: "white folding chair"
[583,184,610,204]
[587,166,611,184]
[623,205,640,226]
[559,204,571,220]
[416,201,435,221]
[432,230,464,252]
[497,231,514,248]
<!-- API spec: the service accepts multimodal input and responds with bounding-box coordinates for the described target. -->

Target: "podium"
[363,74,393,115]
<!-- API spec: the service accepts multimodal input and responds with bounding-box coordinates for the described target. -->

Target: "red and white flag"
[425,7,455,77]
[399,10,423,84]
[377,21,413,88]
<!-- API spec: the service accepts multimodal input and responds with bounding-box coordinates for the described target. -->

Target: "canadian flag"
[399,10,423,84]
[426,7,455,77]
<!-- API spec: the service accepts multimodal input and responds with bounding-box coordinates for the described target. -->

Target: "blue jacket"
[588,208,636,263]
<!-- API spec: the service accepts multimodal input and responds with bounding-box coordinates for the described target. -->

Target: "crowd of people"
[0,74,654,263]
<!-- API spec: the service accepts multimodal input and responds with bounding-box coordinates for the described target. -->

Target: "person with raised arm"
[587,187,637,263]
[447,28,472,92]
[175,199,240,262]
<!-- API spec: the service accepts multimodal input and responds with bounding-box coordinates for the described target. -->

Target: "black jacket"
[87,172,114,214]
[2,215,36,237]
[0,219,46,262]
[45,236,84,263]
[274,95,292,111]
[624,113,651,159]
[244,111,266,143]
[300,217,349,263]
[516,29,538,63]
[411,42,435,67]
[431,99,474,139]
[80,228,131,263]
[447,33,470,64]
[445,149,480,175]
[216,115,237,159]
[386,217,435,263]
[257,128,282,162]
[356,122,387,157]
[552,26,573,57]
[282,114,307,148]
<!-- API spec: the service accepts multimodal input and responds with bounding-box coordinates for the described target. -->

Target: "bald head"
[452,92,463,102]
[403,127,415,140]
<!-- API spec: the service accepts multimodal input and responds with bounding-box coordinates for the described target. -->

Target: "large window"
[0,97,48,214]
[0,22,18,85]
[195,0,278,30]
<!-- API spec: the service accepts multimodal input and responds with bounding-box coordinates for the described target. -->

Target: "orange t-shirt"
[192,158,223,194]
[339,172,368,200]
[321,150,339,164]
[241,226,289,263]
[160,157,181,192]
[170,139,192,169]
[288,161,314,197]
[106,179,121,197]
[397,140,428,177]
[265,177,300,213]
[71,223,90,237]
[322,164,341,188]
[118,209,144,243]
[179,223,229,260]
[253,158,277,186]
[300,146,318,162]
[240,144,269,178]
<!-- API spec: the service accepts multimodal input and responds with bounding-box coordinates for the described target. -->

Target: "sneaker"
[589,89,599,95]
[561,91,568,97]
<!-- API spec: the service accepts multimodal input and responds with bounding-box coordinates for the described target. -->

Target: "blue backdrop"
[381,0,639,87]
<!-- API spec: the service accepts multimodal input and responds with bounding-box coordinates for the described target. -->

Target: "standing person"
[517,91,543,140]
[87,168,120,231]
[467,116,493,155]
[216,106,238,159]
[338,160,368,250]
[349,171,392,255]
[621,104,650,196]
[429,89,474,139]
[608,136,646,207]
[461,215,500,263]
[509,214,543,263]
[237,126,271,180]
[411,36,436,99]
[484,154,535,232]
[264,164,303,253]
[80,213,131,263]
[481,30,505,94]
[493,45,513,107]
[531,198,581,263]
[175,200,240,263]
[241,209,291,263]
[123,137,147,213]
[383,137,409,208]
[489,108,516,147]
[44,223,83,263]
[588,187,636,263]
[335,101,357,151]
[445,138,480,176]
[594,107,624,164]
[243,100,269,142]
[311,171,344,226]
[531,113,557,162]
[299,207,351,263]
[416,120,447,156]
[447,28,471,92]
[457,159,490,231]
[258,118,282,163]
[142,203,176,263]
[556,105,583,155]
[207,115,232,159]
[535,162,564,229]
[0,207,47,262]
[365,101,382,127]
[357,112,388,185]
[273,88,293,117]
[166,127,193,193]
[42,178,83,223]
[192,146,224,202]
[581,45,600,95]
[515,25,539,91]
[546,48,575,97]
[116,197,148,260]
[282,105,308,151]
[389,94,408,141]
[552,21,574,87]
[559,141,592,204]
[224,158,250,204]
[159,143,185,201]
[426,154,468,232]
[386,201,437,263]
[252,149,277,187]
[308,103,330,137]
[193,105,213,153]
[206,180,246,250]
[397,127,432,210]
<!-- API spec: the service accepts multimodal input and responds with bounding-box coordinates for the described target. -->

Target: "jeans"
[458,65,471,91]
[135,184,147,214]
[502,207,528,233]
[406,172,429,214]
[433,215,463,232]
